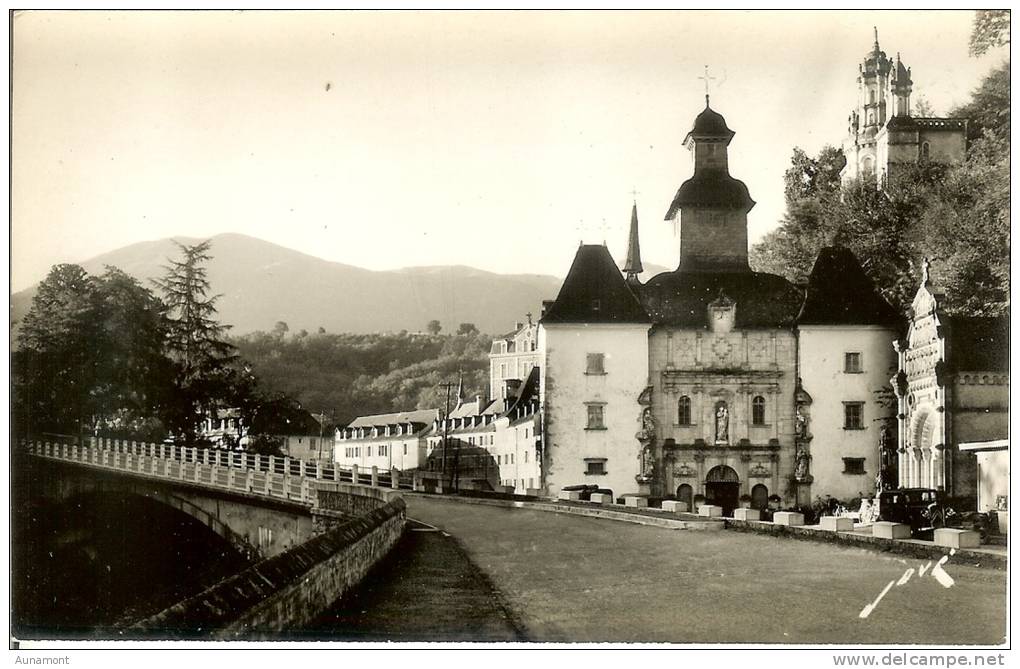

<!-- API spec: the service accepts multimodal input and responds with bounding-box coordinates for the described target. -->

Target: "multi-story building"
[539,97,911,512]
[797,247,900,502]
[490,316,541,402]
[840,28,967,188]
[334,409,439,471]
[893,262,1009,502]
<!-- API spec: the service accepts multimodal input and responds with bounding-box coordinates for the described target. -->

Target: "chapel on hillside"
[841,28,967,188]
[539,96,900,512]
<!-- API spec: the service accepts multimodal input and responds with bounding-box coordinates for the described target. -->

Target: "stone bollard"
[391,468,400,490]
[558,490,581,501]
[733,508,760,521]
[698,505,724,518]
[933,528,980,549]
[662,500,689,513]
[774,511,805,526]
[590,493,614,505]
[371,466,379,487]
[818,516,854,532]
[624,496,649,508]
[872,521,912,540]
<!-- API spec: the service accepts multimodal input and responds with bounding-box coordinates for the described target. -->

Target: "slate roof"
[798,247,901,328]
[944,316,1010,373]
[636,268,803,328]
[541,245,651,325]
[347,409,439,428]
[664,171,756,218]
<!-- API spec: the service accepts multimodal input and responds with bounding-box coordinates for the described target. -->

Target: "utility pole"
[438,380,457,491]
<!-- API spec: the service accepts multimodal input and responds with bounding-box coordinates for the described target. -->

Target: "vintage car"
[878,488,989,540]
[878,488,945,535]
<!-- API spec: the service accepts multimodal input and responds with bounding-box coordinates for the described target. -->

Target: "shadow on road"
[278,520,528,642]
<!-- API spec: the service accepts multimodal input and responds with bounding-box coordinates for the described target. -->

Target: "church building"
[540,97,806,513]
[841,28,967,188]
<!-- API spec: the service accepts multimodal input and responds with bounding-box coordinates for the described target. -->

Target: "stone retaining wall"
[725,519,1007,570]
[133,496,406,638]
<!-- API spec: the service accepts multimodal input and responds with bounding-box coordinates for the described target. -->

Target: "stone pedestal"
[590,493,614,505]
[774,511,805,526]
[558,490,581,501]
[525,488,542,497]
[624,495,648,508]
[733,508,760,521]
[933,528,980,549]
[698,505,723,518]
[662,500,688,513]
[818,516,854,532]
[872,521,911,539]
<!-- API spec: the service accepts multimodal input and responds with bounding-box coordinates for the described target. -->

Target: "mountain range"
[12,234,674,337]
[11,233,570,336]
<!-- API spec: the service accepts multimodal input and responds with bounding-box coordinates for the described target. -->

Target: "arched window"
[868,90,876,104]
[920,142,930,161]
[677,396,692,425]
[752,396,766,426]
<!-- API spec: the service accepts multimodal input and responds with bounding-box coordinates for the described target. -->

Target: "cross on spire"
[698,65,716,104]
[630,187,639,203]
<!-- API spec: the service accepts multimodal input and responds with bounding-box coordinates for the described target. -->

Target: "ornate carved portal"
[636,386,657,494]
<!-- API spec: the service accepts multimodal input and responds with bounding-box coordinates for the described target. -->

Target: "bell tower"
[663,96,755,273]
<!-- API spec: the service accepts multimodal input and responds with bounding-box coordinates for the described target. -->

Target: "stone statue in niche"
[636,407,656,482]
[796,407,808,439]
[714,402,729,444]
[794,449,811,483]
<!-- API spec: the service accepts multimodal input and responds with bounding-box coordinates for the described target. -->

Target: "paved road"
[405,497,1007,644]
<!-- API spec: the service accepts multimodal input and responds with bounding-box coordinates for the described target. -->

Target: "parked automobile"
[878,488,989,541]
[878,488,944,536]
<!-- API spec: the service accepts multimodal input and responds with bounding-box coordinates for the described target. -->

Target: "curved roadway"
[403,496,1006,644]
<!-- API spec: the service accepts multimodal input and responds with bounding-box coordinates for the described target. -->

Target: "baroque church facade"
[539,97,901,512]
[841,28,967,188]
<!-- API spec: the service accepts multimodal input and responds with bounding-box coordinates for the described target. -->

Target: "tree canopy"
[750,57,1010,317]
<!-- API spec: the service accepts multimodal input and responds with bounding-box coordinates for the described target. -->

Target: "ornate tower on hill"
[663,95,755,273]
[841,28,965,188]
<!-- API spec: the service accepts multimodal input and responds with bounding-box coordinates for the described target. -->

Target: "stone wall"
[132,496,406,638]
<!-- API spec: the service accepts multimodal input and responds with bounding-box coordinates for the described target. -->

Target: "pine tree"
[154,240,237,442]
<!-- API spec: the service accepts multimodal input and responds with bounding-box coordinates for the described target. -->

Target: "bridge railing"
[22,438,413,505]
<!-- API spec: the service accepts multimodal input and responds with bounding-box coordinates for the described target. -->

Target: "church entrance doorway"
[705,465,740,516]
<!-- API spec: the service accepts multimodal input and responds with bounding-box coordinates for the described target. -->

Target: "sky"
[11,10,1004,292]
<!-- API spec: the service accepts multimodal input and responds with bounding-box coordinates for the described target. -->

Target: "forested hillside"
[229,330,493,426]
[750,16,1009,317]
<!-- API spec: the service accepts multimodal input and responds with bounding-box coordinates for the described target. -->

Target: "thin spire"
[873,26,879,46]
[623,201,643,280]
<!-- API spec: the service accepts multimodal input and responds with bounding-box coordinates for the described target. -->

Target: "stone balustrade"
[22,439,410,506]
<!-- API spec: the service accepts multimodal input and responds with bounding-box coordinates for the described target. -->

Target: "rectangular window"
[380,445,387,457]
[586,404,605,430]
[525,451,529,463]
[844,402,864,430]
[844,352,862,373]
[366,446,372,457]
[585,459,607,476]
[586,353,605,375]
[842,457,866,475]
[403,444,407,456]
[310,438,317,449]
[498,455,502,465]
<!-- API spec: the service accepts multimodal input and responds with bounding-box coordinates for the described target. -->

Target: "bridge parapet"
[23,439,413,508]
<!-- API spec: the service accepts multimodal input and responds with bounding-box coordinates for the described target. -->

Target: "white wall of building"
[799,325,897,501]
[335,433,428,471]
[540,322,650,498]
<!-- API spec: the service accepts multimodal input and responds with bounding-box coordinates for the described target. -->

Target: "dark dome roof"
[665,172,755,218]
[690,100,734,137]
